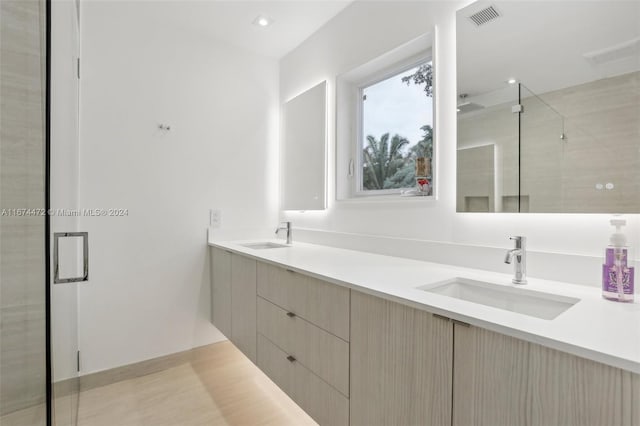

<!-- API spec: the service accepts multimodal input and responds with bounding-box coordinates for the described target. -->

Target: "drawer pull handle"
[286,312,296,318]
[285,269,295,273]
[433,313,450,322]
[452,319,471,328]
[286,355,296,363]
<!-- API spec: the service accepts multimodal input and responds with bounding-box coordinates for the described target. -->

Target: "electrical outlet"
[210,209,222,229]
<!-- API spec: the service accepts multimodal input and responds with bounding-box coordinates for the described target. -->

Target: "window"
[336,33,435,200]
[359,60,433,195]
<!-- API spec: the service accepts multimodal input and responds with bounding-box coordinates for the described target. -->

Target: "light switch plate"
[210,209,222,228]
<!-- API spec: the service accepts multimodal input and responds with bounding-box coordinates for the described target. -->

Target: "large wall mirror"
[281,81,327,211]
[456,1,640,213]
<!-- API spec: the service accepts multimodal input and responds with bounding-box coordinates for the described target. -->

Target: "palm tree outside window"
[359,60,434,194]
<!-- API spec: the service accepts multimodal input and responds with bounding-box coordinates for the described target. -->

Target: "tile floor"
[1,341,317,426]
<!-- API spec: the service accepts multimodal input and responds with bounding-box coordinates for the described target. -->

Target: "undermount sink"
[240,242,289,250]
[418,277,579,320]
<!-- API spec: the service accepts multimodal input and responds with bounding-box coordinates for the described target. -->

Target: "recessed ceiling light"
[253,15,273,27]
[507,78,517,84]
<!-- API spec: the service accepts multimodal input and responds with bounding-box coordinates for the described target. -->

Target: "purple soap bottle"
[602,218,634,303]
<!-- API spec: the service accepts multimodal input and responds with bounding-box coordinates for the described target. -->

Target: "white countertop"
[208,239,640,374]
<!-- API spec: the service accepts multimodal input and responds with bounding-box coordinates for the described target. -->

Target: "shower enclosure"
[456,0,640,215]
[1,0,80,425]
[1,0,50,424]
[456,82,565,213]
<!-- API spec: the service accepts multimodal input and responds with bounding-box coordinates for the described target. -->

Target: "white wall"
[78,1,279,374]
[280,1,639,279]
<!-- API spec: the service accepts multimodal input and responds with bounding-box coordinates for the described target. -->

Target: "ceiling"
[457,1,640,102]
[121,1,353,59]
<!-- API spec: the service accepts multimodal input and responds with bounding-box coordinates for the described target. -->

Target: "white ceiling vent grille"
[468,5,501,26]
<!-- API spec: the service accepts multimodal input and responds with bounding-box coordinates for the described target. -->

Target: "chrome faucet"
[275,221,292,245]
[505,236,527,284]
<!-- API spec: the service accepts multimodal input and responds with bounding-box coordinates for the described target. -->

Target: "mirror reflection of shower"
[457,93,485,114]
[457,0,640,213]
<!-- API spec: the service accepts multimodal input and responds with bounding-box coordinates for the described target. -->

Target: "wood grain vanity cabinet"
[350,290,640,426]
[256,262,350,341]
[257,297,349,396]
[350,290,453,426]
[256,262,350,426]
[210,248,257,362]
[210,247,232,337]
[210,249,640,426]
[230,254,257,362]
[453,324,640,426]
[452,324,531,426]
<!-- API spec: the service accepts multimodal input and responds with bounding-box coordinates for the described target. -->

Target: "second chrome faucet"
[505,236,527,284]
[275,221,292,244]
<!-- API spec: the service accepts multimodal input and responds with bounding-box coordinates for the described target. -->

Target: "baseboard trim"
[53,376,80,399]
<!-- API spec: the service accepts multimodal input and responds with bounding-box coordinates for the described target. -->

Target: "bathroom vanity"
[209,241,640,426]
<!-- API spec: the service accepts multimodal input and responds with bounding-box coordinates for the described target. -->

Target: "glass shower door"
[50,0,81,425]
[519,83,565,213]
[0,0,49,424]
[1,0,81,424]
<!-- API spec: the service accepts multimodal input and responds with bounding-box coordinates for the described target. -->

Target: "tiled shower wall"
[0,0,47,416]
[457,71,640,213]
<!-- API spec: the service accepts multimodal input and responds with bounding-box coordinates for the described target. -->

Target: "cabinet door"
[350,291,453,426]
[210,247,231,337]
[529,343,628,426]
[623,372,640,426]
[230,254,257,362]
[454,324,636,426]
[453,324,530,426]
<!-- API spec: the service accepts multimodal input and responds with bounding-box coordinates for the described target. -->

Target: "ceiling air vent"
[583,37,640,65]
[468,5,501,26]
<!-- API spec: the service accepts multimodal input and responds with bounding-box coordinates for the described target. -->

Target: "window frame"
[331,31,440,201]
[354,55,434,197]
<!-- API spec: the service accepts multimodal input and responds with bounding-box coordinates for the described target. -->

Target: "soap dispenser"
[602,218,634,302]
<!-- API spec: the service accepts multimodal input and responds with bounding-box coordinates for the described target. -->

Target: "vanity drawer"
[257,262,350,341]
[257,334,349,426]
[257,296,349,396]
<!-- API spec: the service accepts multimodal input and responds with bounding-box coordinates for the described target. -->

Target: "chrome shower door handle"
[53,232,88,283]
